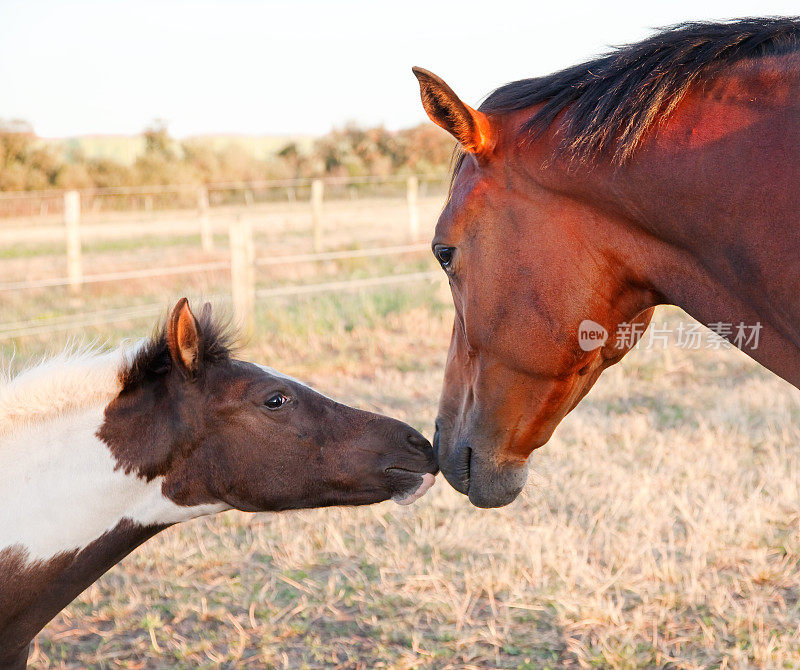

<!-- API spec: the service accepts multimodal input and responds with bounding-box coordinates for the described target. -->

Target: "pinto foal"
[0,299,436,668]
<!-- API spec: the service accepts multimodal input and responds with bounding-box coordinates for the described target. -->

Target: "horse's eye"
[265,394,288,410]
[434,246,455,269]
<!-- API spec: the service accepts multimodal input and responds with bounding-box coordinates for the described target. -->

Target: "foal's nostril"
[402,429,438,475]
[406,432,430,450]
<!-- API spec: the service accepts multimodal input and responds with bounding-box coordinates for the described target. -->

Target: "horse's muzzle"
[433,423,528,508]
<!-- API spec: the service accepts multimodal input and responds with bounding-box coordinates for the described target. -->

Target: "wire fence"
[0,271,442,341]
[0,243,431,293]
[0,174,445,343]
[0,173,448,218]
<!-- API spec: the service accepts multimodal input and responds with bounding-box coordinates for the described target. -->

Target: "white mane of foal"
[0,341,227,564]
[0,343,127,437]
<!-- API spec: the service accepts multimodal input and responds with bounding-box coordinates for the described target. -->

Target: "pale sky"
[1,0,798,138]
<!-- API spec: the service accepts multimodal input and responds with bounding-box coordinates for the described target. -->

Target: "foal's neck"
[0,369,225,663]
[0,405,218,561]
[0,512,165,666]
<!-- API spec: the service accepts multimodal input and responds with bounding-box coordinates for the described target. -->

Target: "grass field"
[3,198,800,669]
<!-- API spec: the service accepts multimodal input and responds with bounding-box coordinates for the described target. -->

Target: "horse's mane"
[458,17,800,172]
[0,306,236,434]
[0,343,125,435]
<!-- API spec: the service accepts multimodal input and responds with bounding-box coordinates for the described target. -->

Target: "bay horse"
[0,299,436,668]
[413,17,800,507]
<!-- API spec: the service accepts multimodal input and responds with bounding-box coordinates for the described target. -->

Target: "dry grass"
[4,199,800,668]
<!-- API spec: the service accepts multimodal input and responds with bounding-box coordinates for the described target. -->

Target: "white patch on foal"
[0,346,122,437]
[0,345,227,564]
[0,340,153,436]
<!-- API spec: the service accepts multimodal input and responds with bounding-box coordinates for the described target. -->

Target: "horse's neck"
[625,86,800,386]
[0,404,226,656]
[536,63,800,387]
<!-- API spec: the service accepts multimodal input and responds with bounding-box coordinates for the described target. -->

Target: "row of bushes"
[0,120,456,192]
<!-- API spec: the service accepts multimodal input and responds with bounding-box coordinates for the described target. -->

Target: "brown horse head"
[414,18,800,507]
[101,299,437,511]
[413,67,656,507]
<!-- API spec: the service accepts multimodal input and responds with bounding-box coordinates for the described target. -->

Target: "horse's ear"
[167,298,202,377]
[412,67,496,157]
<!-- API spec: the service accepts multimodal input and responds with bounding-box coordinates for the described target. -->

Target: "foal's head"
[99,299,437,511]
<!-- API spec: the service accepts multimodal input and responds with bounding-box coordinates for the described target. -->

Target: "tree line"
[0,120,455,191]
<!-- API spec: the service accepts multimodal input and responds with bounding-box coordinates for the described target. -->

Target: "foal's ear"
[412,67,496,157]
[167,298,202,377]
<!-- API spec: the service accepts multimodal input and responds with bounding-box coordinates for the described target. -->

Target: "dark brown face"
[100,300,437,513]
[164,361,437,511]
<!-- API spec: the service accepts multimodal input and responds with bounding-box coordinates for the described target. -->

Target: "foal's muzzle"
[384,427,438,505]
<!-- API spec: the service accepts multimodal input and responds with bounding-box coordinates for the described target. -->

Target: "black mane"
[120,306,236,391]
[480,17,800,164]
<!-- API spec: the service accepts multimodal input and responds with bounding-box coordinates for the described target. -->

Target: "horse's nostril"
[432,419,441,454]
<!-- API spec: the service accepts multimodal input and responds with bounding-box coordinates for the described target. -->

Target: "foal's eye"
[434,246,455,269]
[264,394,288,410]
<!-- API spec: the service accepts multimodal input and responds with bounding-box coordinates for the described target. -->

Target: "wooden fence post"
[197,186,213,252]
[64,190,82,293]
[229,217,255,333]
[311,179,324,252]
[407,175,419,241]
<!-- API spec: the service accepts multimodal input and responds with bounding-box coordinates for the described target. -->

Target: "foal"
[0,299,436,668]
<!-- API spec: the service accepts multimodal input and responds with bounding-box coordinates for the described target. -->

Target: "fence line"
[0,243,431,293]
[0,261,233,292]
[0,271,442,341]
[0,173,447,202]
[0,175,443,343]
[253,271,440,299]
[5,175,432,292]
[0,302,177,332]
[254,243,430,266]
